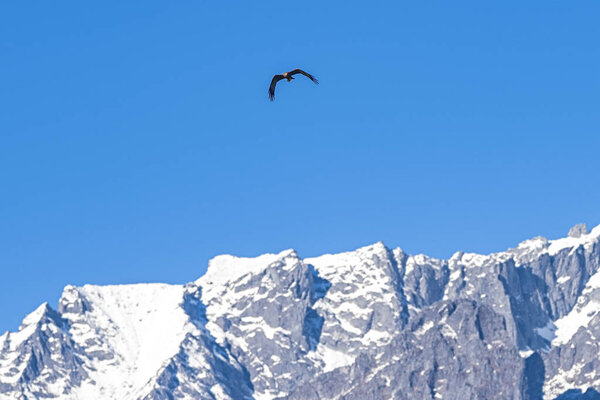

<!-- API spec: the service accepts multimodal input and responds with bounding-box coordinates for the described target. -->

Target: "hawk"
[268,68,319,101]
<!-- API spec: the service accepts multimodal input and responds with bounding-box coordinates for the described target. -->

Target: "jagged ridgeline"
[2,224,600,400]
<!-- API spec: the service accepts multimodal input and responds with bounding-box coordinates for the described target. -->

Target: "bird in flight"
[268,68,319,101]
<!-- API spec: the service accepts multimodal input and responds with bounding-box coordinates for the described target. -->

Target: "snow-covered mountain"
[2,224,600,400]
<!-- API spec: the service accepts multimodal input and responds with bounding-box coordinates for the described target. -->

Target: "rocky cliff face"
[2,224,600,400]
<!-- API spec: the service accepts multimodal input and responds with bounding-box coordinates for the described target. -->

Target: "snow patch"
[313,345,355,372]
[516,236,549,251]
[458,253,489,268]
[239,316,290,340]
[583,269,600,294]
[414,321,434,337]
[440,324,457,340]
[553,301,600,346]
[362,329,390,343]
[519,348,534,358]
[65,283,191,400]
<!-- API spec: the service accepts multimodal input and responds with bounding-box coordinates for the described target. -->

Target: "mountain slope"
[2,224,600,399]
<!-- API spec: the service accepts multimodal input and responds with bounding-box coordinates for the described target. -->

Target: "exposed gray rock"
[569,224,589,238]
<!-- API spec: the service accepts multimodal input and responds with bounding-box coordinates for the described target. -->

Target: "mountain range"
[2,224,600,399]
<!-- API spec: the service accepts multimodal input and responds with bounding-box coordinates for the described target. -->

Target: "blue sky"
[1,1,599,333]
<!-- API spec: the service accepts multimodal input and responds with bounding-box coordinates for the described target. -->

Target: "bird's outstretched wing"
[269,74,285,101]
[289,69,319,84]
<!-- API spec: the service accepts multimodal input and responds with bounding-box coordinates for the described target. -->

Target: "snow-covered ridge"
[304,241,390,267]
[0,303,57,386]
[198,223,600,287]
[448,223,600,269]
[548,224,600,255]
[509,223,600,258]
[198,249,298,287]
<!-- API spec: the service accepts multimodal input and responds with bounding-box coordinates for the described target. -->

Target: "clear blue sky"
[1,1,599,333]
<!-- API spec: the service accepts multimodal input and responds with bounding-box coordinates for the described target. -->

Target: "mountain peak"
[569,223,589,238]
[20,302,51,328]
[198,248,299,287]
